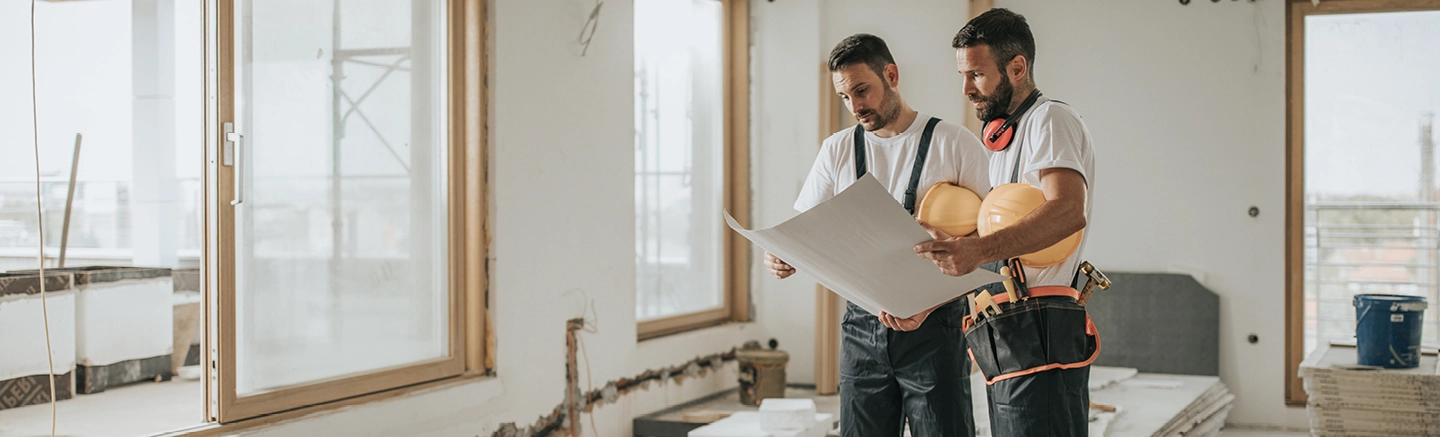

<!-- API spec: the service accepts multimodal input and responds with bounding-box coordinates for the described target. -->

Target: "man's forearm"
[973,197,1086,263]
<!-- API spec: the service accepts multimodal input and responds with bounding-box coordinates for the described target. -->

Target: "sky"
[1304,10,1440,199]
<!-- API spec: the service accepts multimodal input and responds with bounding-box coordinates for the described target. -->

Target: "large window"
[633,0,749,339]
[212,0,485,422]
[0,0,484,433]
[1286,0,1440,405]
[0,1,208,435]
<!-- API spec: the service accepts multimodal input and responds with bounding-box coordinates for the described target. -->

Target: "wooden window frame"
[636,0,752,340]
[1284,0,1440,406]
[204,0,488,422]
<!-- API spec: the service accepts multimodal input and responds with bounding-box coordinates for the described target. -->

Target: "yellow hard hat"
[916,182,982,237]
[977,183,1083,268]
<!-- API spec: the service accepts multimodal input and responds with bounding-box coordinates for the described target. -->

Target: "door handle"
[225,122,244,206]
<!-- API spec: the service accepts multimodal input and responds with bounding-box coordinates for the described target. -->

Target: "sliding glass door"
[210,0,467,422]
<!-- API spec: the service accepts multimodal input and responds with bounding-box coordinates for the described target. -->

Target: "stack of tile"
[1301,343,1440,436]
[1153,380,1234,437]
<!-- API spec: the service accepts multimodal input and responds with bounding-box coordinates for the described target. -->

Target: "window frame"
[1284,0,1440,406]
[635,0,751,340]
[203,0,488,422]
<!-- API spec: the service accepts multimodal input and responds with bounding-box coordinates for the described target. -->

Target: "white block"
[690,412,771,437]
[759,398,817,431]
[807,414,833,437]
[75,277,173,366]
[0,291,77,380]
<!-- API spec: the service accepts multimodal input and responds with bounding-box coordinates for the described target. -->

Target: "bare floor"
[1222,431,1309,437]
[0,377,203,437]
[0,377,1310,437]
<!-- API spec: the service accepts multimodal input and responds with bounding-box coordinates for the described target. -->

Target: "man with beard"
[765,33,990,437]
[915,8,1098,436]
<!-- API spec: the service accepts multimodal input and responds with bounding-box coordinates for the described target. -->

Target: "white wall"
[749,0,822,388]
[751,0,1307,430]
[821,0,973,125]
[994,0,1302,428]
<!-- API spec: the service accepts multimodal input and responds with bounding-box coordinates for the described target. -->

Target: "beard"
[972,75,1015,122]
[856,84,903,132]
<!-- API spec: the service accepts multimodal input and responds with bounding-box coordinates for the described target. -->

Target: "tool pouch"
[964,296,1100,385]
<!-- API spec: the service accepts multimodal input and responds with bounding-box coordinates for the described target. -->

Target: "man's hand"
[879,304,940,331]
[914,221,986,277]
[765,251,796,279]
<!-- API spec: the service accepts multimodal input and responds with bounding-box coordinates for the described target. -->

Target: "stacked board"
[1301,343,1440,436]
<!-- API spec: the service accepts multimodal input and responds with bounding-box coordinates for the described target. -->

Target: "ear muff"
[982,118,1015,152]
[980,90,1043,152]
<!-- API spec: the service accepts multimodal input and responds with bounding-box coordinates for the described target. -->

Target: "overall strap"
[1003,91,1045,185]
[903,117,942,214]
[853,124,867,179]
[852,117,942,215]
[1009,140,1024,184]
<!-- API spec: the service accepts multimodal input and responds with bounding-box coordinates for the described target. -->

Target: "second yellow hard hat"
[918,182,1082,268]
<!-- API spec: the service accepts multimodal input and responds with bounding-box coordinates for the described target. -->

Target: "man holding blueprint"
[767,33,991,437]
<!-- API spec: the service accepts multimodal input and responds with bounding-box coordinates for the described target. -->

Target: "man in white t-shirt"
[767,33,990,437]
[915,8,1098,437]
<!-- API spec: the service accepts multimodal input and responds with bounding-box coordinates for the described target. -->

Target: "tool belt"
[961,260,1105,385]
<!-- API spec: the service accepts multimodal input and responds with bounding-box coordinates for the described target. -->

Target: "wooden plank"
[814,63,843,396]
[814,286,841,395]
[725,0,753,325]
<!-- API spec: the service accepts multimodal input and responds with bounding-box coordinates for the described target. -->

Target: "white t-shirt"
[989,96,1097,288]
[795,114,991,214]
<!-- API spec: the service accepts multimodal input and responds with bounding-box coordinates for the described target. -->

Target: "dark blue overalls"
[838,117,976,437]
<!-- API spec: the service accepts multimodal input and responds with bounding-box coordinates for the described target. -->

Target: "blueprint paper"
[725,174,1003,318]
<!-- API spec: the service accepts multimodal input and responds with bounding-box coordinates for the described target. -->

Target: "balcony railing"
[1304,200,1440,355]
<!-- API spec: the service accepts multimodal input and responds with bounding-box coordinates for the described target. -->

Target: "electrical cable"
[29,1,59,436]
[577,334,598,437]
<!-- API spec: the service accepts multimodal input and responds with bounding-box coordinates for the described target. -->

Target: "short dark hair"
[827,33,895,80]
[952,8,1036,81]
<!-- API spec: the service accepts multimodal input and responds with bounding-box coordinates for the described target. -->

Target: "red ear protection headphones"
[982,90,1042,152]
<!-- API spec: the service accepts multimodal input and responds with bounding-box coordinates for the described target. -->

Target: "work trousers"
[967,286,1094,437]
[839,300,975,437]
[986,366,1091,436]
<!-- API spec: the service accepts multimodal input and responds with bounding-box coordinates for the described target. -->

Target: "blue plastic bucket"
[1353,294,1428,368]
